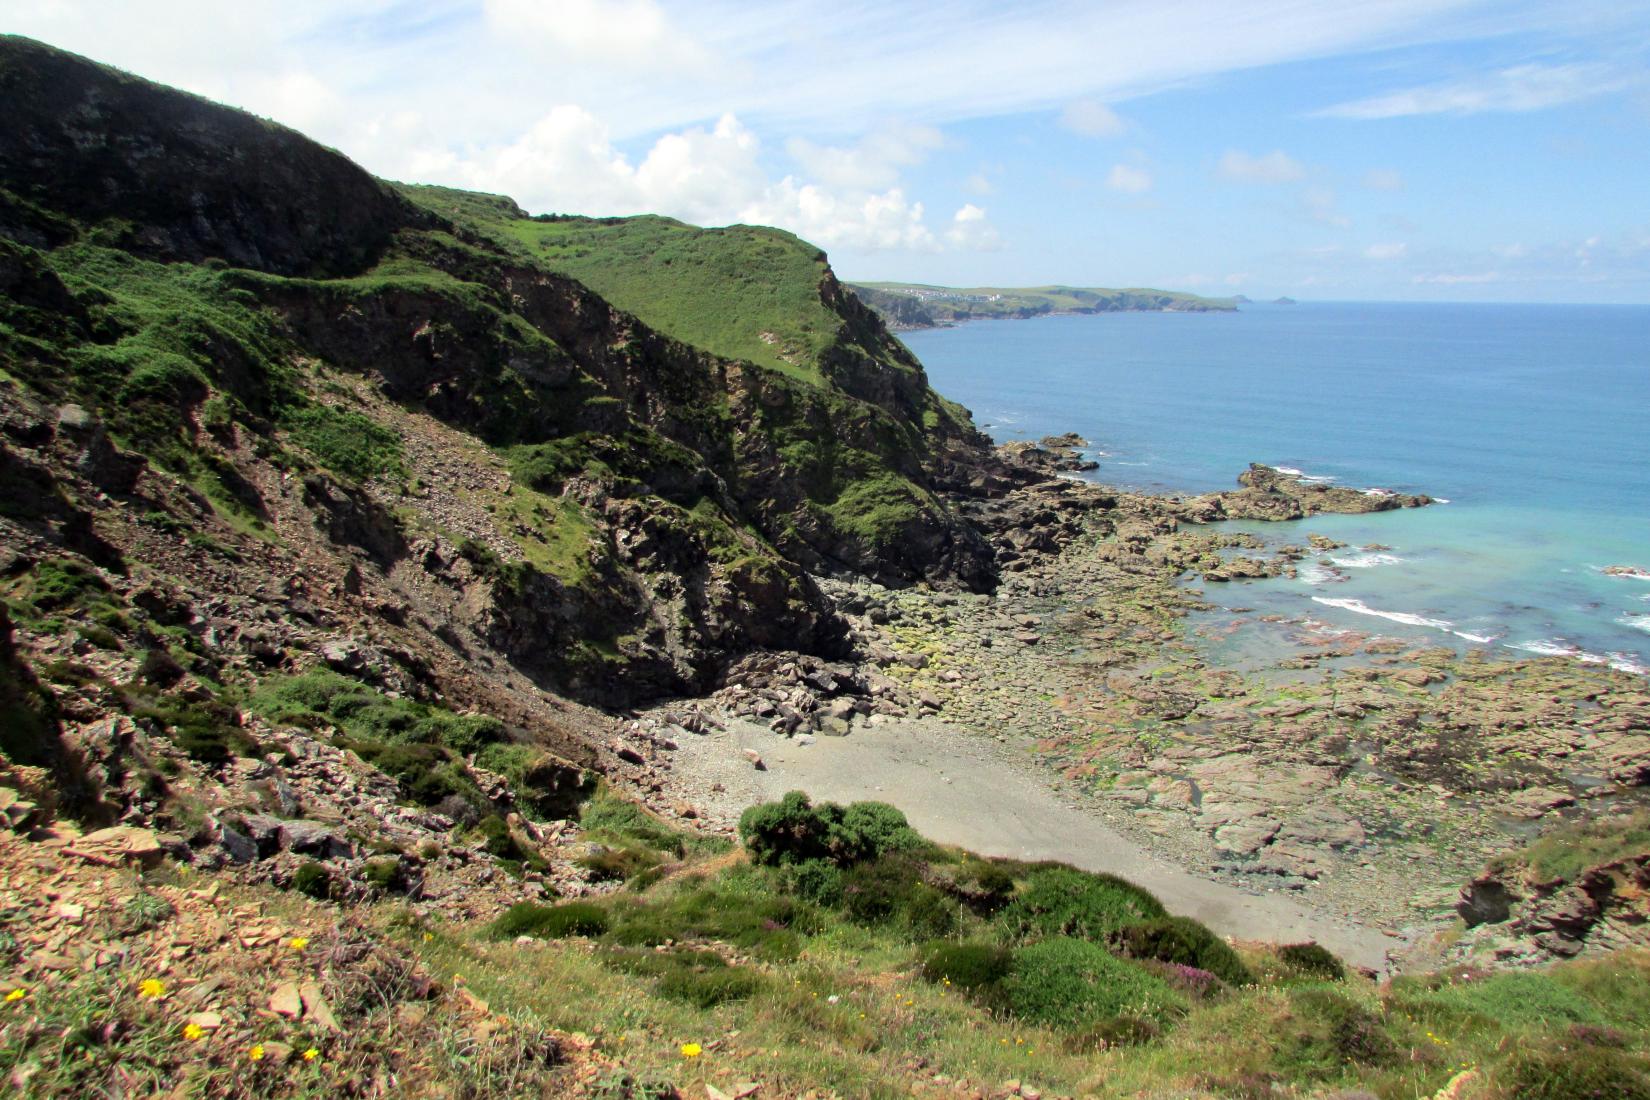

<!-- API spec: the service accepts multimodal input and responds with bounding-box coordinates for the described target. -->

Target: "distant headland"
[848,281,1238,329]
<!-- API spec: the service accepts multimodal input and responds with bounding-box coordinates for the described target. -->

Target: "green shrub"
[598,949,765,1008]
[738,790,923,867]
[477,815,546,872]
[841,857,955,936]
[949,859,1017,913]
[1001,937,1184,1027]
[291,861,331,900]
[1272,987,1396,1081]
[780,858,844,906]
[1392,969,1610,1030]
[997,865,1166,942]
[1277,942,1346,981]
[16,558,111,612]
[580,789,684,853]
[577,843,661,883]
[284,404,404,481]
[1500,1044,1650,1099]
[121,686,257,766]
[920,942,1012,1008]
[1115,917,1253,987]
[491,902,609,940]
[363,857,406,893]
[1065,1014,1163,1053]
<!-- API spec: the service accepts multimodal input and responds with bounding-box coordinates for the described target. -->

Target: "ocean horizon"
[902,300,1650,674]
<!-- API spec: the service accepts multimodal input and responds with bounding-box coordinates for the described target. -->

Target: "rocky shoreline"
[637,440,1649,966]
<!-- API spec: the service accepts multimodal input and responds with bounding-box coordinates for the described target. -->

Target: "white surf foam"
[1327,552,1406,569]
[1453,631,1497,644]
[1275,466,1337,483]
[1311,596,1452,631]
[1619,614,1650,635]
[1595,565,1650,582]
[1507,639,1649,676]
[1509,639,1581,658]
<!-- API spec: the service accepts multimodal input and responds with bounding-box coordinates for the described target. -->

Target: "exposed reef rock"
[1182,463,1434,522]
[1451,815,1650,964]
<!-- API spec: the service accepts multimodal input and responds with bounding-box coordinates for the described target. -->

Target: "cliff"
[0,35,1003,716]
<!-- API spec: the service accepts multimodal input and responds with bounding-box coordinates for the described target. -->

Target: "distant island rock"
[1273,296,1298,305]
[1180,463,1434,522]
[848,281,1238,330]
[1603,565,1650,580]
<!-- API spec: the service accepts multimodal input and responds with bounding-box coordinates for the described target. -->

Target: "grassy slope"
[398,186,839,385]
[399,809,1650,1100]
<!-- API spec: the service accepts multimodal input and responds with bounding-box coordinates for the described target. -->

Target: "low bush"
[738,790,923,867]
[997,864,1166,942]
[1272,987,1395,1081]
[1391,968,1610,1031]
[577,843,662,883]
[477,815,547,873]
[1001,937,1184,1027]
[491,902,610,940]
[1498,1044,1650,1099]
[363,857,406,893]
[579,788,685,853]
[840,857,960,938]
[598,949,765,1008]
[291,861,331,900]
[779,858,844,906]
[1276,942,1346,981]
[1115,916,1254,987]
[1065,1014,1163,1053]
[920,942,1013,1009]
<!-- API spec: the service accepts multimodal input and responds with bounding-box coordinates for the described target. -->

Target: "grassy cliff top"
[399,186,844,385]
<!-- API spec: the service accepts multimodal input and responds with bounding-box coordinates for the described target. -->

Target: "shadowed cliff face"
[0,34,418,275]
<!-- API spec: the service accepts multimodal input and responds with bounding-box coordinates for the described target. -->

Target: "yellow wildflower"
[183,1023,206,1041]
[4,988,26,1003]
[249,1044,265,1062]
[302,1047,320,1062]
[137,979,166,999]
[680,1042,703,1058]
[288,937,309,952]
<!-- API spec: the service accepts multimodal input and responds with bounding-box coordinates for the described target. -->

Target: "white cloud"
[945,204,1004,250]
[481,0,705,70]
[1315,62,1633,120]
[1061,100,1126,137]
[1106,164,1154,193]
[786,125,945,192]
[1218,149,1305,184]
[1363,168,1405,191]
[1303,187,1351,228]
[964,172,996,196]
[1364,242,1408,259]
[1224,272,1253,286]
[1413,271,1503,284]
[429,105,989,253]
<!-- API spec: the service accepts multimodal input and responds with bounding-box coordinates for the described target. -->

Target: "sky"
[5,0,1650,302]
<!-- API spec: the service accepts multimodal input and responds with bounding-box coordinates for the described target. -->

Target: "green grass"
[1501,811,1650,883]
[396,188,837,383]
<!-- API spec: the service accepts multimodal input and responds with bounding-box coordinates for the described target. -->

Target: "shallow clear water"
[900,302,1650,673]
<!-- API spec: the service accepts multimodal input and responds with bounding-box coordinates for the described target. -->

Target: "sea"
[900,302,1650,676]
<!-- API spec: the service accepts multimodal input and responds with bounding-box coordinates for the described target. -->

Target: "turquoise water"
[900,302,1650,673]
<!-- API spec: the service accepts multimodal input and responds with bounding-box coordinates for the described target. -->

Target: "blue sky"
[6,0,1649,301]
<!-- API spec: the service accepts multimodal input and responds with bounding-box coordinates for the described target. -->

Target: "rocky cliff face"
[0,34,1010,749]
